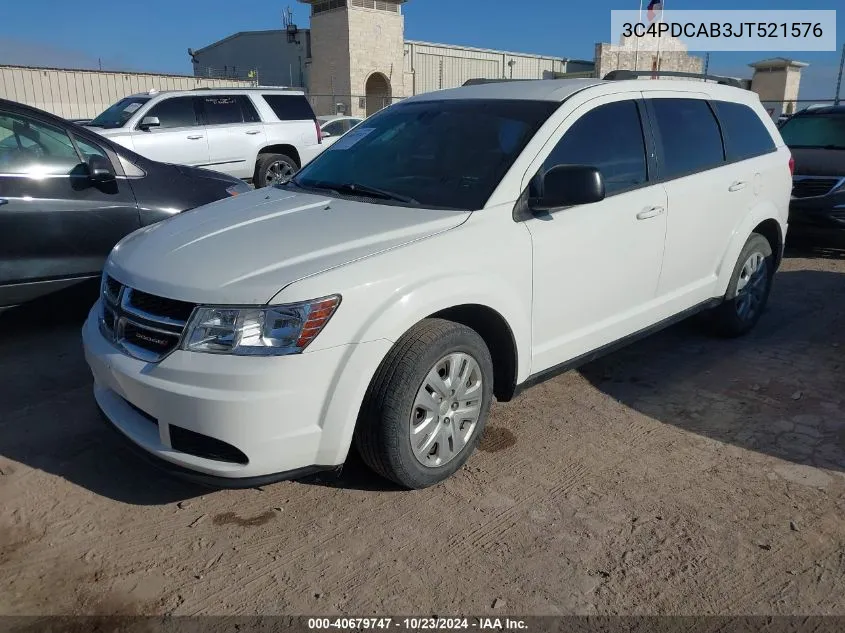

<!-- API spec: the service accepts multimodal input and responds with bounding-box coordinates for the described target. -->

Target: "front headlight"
[182,295,341,356]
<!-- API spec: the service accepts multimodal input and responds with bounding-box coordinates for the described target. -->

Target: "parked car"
[85,88,323,187]
[778,104,845,236]
[318,115,363,147]
[0,98,251,311]
[83,78,791,489]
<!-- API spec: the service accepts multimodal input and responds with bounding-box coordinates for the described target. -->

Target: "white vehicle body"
[82,78,792,488]
[85,88,323,182]
[318,115,364,148]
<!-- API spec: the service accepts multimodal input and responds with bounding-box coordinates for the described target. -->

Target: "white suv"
[82,78,792,489]
[85,88,323,186]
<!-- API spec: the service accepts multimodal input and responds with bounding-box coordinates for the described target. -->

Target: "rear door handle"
[187,135,204,140]
[728,181,747,192]
[636,206,665,220]
[245,130,261,135]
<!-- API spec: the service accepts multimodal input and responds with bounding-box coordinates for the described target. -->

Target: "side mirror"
[87,155,116,183]
[138,116,160,131]
[529,164,605,212]
[321,130,332,138]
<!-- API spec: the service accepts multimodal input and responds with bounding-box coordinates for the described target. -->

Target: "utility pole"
[703,52,710,77]
[835,42,845,106]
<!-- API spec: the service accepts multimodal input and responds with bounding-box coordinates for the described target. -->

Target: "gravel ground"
[1,240,843,617]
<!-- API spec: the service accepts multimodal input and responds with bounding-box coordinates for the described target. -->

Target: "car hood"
[105,187,470,305]
[790,147,845,177]
[84,126,130,138]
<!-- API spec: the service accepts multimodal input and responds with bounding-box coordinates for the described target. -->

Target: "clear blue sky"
[2,0,842,99]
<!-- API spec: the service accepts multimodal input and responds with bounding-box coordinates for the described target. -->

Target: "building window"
[350,0,399,11]
[312,0,348,15]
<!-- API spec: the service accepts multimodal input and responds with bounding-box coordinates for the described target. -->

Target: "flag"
[647,0,663,22]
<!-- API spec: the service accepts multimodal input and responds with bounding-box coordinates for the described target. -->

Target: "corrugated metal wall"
[404,41,574,94]
[0,65,254,119]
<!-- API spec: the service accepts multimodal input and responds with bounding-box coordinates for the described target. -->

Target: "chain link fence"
[307,94,406,118]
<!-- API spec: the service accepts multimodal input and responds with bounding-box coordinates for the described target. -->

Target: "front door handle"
[187,135,204,140]
[728,181,747,192]
[636,206,665,220]
[245,130,261,135]
[0,199,8,206]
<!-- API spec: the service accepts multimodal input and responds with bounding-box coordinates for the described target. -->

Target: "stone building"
[749,58,809,119]
[594,34,704,79]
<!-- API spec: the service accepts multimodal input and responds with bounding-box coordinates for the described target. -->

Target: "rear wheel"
[354,319,494,489]
[254,153,298,188]
[709,233,774,337]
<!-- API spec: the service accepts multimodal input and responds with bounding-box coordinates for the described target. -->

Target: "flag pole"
[634,0,643,70]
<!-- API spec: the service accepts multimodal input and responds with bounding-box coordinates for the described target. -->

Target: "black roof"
[792,104,845,116]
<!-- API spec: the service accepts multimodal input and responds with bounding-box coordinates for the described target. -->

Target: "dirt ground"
[1,240,844,618]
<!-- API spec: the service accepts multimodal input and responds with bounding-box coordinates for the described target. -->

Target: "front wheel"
[709,233,774,337]
[354,319,494,489]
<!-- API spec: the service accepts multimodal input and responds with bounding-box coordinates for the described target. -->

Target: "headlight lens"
[225,182,252,196]
[182,295,341,356]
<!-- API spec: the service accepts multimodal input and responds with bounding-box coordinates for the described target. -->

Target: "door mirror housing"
[87,155,116,183]
[138,116,160,131]
[529,164,606,212]
[321,130,332,138]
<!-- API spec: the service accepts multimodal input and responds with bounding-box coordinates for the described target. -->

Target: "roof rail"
[462,78,536,86]
[602,69,745,89]
[190,86,302,91]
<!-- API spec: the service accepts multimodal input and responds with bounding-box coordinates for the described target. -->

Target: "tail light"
[314,119,322,144]
[788,155,795,175]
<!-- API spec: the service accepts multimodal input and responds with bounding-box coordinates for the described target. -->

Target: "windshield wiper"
[301,181,419,205]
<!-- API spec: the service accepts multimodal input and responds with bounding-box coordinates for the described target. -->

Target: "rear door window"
[201,95,245,125]
[143,97,199,129]
[650,98,725,180]
[262,94,316,121]
[711,100,777,162]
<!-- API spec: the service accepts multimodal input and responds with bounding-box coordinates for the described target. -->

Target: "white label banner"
[609,10,837,51]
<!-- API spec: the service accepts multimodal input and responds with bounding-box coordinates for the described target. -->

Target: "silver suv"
[85,88,324,186]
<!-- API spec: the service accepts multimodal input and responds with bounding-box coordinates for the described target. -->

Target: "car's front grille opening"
[792,178,839,199]
[169,425,249,465]
[122,398,159,428]
[104,275,122,303]
[128,290,195,323]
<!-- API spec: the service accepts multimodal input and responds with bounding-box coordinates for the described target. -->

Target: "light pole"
[835,42,845,106]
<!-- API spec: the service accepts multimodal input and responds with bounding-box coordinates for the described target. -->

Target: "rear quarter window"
[711,100,777,162]
[262,94,316,121]
[650,98,725,180]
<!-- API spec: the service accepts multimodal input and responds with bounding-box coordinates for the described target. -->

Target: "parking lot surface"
[1,243,844,616]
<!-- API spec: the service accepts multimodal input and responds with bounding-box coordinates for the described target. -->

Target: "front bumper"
[82,305,389,482]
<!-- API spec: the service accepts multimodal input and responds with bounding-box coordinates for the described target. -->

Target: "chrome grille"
[792,176,844,199]
[100,276,195,362]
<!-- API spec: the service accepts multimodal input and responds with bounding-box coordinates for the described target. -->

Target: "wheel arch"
[257,144,301,167]
[715,202,785,296]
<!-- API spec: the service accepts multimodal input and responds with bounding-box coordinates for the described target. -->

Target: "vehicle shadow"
[1,268,842,505]
[785,231,845,259]
[0,283,207,505]
[579,268,845,474]
[0,283,402,503]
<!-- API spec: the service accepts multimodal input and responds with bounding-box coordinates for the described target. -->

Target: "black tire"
[354,318,494,489]
[254,153,298,188]
[708,233,774,338]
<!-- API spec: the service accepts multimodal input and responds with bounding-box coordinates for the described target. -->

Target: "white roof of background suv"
[404,78,763,106]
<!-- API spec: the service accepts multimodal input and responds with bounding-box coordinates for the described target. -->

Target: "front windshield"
[779,113,845,149]
[87,96,150,129]
[291,99,559,210]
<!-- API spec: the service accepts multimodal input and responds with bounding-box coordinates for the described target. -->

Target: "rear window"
[711,100,777,162]
[262,94,316,121]
[779,113,845,149]
[650,98,725,180]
